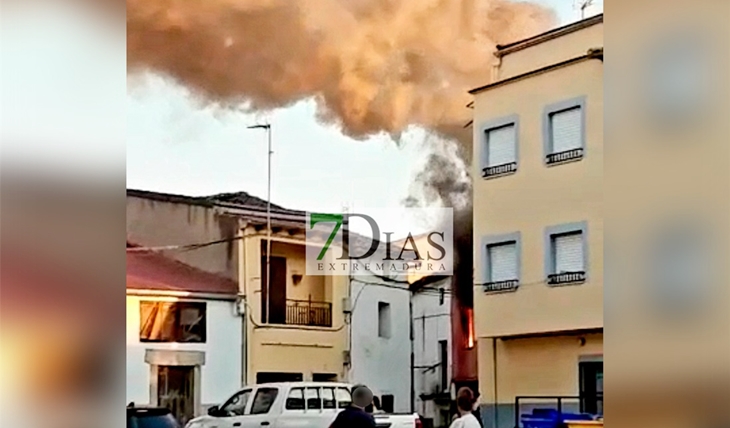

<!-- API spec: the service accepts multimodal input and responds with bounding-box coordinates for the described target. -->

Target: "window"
[545,222,588,285]
[220,389,251,416]
[285,388,305,410]
[250,388,279,415]
[481,116,518,178]
[481,233,520,293]
[305,387,321,410]
[322,388,336,409]
[544,97,586,164]
[312,373,338,382]
[256,372,303,384]
[378,302,391,338]
[381,394,395,414]
[439,340,448,391]
[335,387,352,408]
[139,301,206,343]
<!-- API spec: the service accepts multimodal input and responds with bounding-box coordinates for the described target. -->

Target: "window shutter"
[488,242,517,282]
[554,233,584,273]
[550,107,582,153]
[486,125,516,166]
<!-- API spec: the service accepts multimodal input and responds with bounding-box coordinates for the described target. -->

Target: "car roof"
[242,382,352,390]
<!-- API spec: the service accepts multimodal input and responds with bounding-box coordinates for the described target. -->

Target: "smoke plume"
[127,0,555,143]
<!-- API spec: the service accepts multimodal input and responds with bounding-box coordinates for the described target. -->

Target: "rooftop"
[495,13,603,58]
[126,242,238,295]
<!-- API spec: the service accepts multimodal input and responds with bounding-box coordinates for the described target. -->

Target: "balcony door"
[579,360,603,415]
[261,256,287,324]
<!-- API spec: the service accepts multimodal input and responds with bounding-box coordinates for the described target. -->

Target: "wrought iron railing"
[547,271,586,285]
[546,148,584,165]
[483,279,519,293]
[286,299,332,327]
[482,162,518,178]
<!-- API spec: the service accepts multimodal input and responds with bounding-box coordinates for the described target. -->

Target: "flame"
[466,307,475,349]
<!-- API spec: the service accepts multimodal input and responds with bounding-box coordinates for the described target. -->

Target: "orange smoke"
[127,0,556,143]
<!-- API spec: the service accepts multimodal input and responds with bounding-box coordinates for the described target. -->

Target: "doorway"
[158,365,195,426]
[261,255,287,324]
[579,360,603,415]
[256,372,303,384]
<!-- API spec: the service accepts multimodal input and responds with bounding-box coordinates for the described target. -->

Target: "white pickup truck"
[184,382,421,428]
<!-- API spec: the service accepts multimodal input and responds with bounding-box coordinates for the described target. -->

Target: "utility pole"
[248,123,272,323]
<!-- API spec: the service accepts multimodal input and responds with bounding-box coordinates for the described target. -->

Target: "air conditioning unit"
[342,297,352,314]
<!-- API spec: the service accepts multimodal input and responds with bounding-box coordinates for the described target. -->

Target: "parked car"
[128,403,181,428]
[183,382,421,428]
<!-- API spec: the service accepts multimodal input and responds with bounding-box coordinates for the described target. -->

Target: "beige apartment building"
[469,15,603,428]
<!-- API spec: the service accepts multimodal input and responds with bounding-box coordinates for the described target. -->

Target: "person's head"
[351,385,374,409]
[456,387,475,414]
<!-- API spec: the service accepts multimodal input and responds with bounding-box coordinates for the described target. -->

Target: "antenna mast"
[574,0,594,19]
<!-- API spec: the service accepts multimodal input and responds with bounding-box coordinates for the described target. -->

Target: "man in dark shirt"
[330,385,376,428]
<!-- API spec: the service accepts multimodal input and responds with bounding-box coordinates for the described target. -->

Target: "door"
[232,387,280,428]
[216,389,252,428]
[261,256,287,324]
[579,361,603,415]
[157,365,195,426]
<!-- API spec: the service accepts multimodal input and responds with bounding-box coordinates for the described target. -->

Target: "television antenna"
[574,0,595,19]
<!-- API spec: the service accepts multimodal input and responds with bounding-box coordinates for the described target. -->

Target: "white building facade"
[126,245,243,427]
[348,272,412,413]
[412,277,453,428]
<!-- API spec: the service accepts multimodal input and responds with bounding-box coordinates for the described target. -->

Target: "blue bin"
[521,417,559,428]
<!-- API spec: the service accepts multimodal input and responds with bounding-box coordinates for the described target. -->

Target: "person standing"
[449,387,482,428]
[472,391,484,427]
[330,385,376,428]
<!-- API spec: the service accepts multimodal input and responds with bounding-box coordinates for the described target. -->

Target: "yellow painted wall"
[497,21,603,81]
[478,333,603,403]
[241,229,348,384]
[472,56,603,338]
[270,241,325,302]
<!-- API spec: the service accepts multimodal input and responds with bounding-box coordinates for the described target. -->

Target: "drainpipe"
[409,290,415,413]
[492,338,498,428]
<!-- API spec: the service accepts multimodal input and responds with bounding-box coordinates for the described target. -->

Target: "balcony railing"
[482,162,517,178]
[483,279,519,293]
[547,271,586,285]
[286,299,332,327]
[546,148,584,165]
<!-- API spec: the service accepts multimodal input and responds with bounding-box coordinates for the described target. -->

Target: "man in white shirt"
[449,387,482,428]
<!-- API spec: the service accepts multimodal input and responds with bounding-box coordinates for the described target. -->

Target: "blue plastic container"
[521,417,559,428]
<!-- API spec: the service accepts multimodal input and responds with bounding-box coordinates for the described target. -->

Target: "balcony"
[482,162,517,178]
[483,279,519,293]
[285,299,332,327]
[547,271,586,286]
[546,148,584,165]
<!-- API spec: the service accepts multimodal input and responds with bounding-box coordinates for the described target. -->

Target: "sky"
[126,0,603,225]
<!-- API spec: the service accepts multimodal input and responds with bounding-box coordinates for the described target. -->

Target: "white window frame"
[544,221,589,285]
[543,97,587,165]
[480,232,521,293]
[479,115,519,178]
[487,241,519,282]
